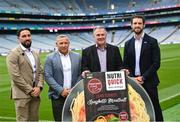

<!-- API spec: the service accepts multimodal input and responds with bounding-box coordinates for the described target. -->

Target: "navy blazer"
[123,33,160,87]
[81,43,123,72]
[44,51,81,99]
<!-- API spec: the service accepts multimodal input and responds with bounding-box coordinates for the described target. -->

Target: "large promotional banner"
[83,71,131,121]
[62,71,155,122]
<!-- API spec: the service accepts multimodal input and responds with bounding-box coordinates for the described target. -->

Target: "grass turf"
[0,44,179,120]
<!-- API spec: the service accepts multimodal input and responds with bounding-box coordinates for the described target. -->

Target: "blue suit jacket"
[44,51,81,99]
[123,33,160,87]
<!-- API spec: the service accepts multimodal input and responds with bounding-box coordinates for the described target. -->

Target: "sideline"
[161,57,180,62]
[0,87,10,93]
[160,93,180,103]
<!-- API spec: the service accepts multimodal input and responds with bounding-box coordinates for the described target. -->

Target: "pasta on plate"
[70,84,150,122]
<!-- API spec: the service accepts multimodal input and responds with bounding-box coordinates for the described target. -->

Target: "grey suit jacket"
[6,46,44,99]
[44,51,81,99]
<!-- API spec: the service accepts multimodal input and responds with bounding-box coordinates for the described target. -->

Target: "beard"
[21,41,31,48]
[133,28,143,35]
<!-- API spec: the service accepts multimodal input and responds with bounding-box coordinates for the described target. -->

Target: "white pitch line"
[0,116,15,120]
[0,87,10,93]
[160,92,180,103]
[161,57,180,63]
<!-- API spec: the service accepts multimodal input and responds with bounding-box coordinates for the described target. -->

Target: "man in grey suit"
[44,35,81,121]
[6,28,44,121]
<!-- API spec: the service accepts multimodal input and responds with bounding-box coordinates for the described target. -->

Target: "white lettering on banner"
[105,71,126,91]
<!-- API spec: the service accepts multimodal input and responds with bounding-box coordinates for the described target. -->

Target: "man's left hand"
[134,76,144,85]
[31,87,41,97]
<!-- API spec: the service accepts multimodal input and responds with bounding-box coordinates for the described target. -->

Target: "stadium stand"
[0,0,180,55]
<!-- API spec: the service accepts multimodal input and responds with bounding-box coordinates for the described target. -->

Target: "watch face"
[62,76,155,121]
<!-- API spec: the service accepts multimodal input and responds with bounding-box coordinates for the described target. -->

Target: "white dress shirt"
[20,44,36,82]
[134,33,144,76]
[97,47,107,72]
[59,52,72,89]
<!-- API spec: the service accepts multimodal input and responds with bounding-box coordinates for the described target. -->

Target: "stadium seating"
[0,0,180,54]
[1,25,180,54]
[0,0,179,14]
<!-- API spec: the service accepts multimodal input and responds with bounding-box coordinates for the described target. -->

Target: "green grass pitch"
[0,44,180,121]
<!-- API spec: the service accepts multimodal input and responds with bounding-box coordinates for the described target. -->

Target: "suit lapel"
[131,38,136,63]
[106,44,110,69]
[17,46,32,70]
[69,52,74,75]
[129,37,136,70]
[140,34,148,57]
[32,51,38,68]
[92,45,100,68]
[55,52,63,72]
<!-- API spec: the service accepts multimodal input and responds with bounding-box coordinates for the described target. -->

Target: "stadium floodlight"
[111,4,115,10]
[49,29,53,32]
[54,29,58,32]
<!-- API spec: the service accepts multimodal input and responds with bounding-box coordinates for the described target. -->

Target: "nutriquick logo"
[87,78,102,94]
[105,71,126,91]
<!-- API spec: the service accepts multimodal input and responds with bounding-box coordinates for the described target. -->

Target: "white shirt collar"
[58,51,70,57]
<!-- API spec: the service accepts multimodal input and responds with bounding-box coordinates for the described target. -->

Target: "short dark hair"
[131,15,145,24]
[17,28,31,37]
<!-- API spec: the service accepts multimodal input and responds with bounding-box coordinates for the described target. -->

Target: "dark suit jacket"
[81,43,123,72]
[123,33,160,87]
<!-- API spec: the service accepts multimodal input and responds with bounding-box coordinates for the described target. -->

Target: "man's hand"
[81,70,90,78]
[61,88,71,98]
[134,76,144,85]
[122,69,130,76]
[31,87,41,97]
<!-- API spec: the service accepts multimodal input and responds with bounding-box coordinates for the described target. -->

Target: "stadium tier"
[1,25,180,54]
[0,0,179,14]
[0,0,180,54]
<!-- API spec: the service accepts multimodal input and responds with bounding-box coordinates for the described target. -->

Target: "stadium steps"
[117,30,132,46]
[78,34,92,43]
[147,26,157,34]
[43,34,56,41]
[2,36,41,50]
[32,35,54,47]
[3,36,17,44]
[159,26,180,44]
[0,46,10,50]
[21,0,32,8]
[4,0,21,11]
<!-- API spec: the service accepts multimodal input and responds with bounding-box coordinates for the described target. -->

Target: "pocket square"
[144,41,147,43]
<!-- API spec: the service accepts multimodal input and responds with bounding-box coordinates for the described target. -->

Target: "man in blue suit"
[123,15,163,121]
[44,35,81,121]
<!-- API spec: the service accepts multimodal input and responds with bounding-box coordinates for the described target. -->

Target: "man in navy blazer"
[44,35,81,121]
[81,26,123,76]
[123,15,163,121]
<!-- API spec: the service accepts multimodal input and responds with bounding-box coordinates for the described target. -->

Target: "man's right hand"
[81,70,90,78]
[134,76,144,85]
[61,88,71,97]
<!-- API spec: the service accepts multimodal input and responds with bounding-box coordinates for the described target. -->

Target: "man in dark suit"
[44,35,81,121]
[123,15,163,121]
[81,26,123,76]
